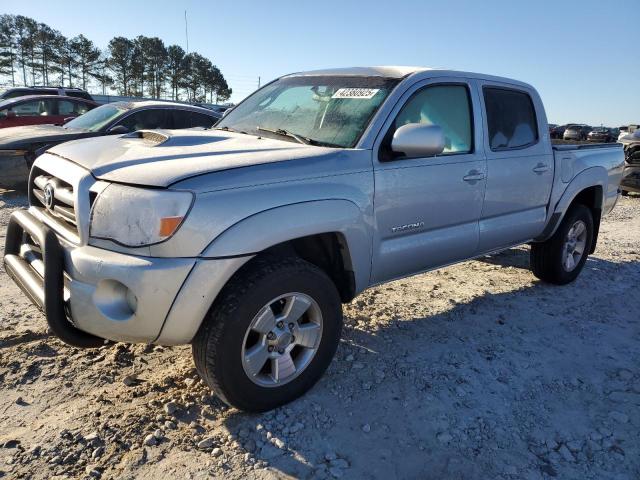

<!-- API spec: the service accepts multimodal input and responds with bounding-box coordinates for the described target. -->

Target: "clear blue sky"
[3,0,638,126]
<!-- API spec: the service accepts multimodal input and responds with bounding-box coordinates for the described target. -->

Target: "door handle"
[533,163,550,174]
[463,170,485,182]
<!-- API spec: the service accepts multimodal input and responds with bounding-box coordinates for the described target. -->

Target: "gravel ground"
[0,190,639,480]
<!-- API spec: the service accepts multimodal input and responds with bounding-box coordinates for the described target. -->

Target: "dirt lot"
[0,191,639,480]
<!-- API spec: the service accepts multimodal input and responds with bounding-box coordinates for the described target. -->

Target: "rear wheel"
[192,255,342,412]
[530,204,593,285]
[621,190,629,197]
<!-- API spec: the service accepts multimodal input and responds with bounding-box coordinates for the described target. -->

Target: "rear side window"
[58,100,91,116]
[483,87,538,150]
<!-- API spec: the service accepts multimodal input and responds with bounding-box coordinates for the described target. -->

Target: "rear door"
[476,83,554,251]
[370,78,487,284]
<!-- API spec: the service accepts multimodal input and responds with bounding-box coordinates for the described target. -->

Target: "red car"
[0,95,98,128]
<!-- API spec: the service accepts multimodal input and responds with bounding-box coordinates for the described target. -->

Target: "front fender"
[155,199,371,345]
[202,199,371,293]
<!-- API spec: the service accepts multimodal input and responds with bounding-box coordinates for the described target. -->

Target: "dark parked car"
[563,124,592,141]
[620,130,640,195]
[0,86,94,101]
[0,101,221,187]
[550,124,567,139]
[0,95,98,129]
[587,127,616,143]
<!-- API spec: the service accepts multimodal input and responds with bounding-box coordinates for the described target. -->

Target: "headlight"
[90,184,193,247]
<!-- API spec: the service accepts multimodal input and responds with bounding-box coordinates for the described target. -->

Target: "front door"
[371,79,487,284]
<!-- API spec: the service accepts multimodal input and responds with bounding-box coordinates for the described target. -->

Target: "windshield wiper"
[256,126,313,145]
[255,126,341,148]
[214,125,250,135]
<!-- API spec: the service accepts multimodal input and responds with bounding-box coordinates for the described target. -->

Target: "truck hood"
[0,124,91,149]
[47,129,337,187]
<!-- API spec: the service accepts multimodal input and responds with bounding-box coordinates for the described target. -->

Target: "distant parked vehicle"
[0,100,220,186]
[619,126,629,141]
[0,95,97,129]
[194,103,229,116]
[0,86,94,101]
[563,124,591,141]
[620,129,640,195]
[550,124,567,139]
[587,127,616,143]
[618,125,640,142]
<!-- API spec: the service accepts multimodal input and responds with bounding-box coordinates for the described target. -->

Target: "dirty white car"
[3,67,624,411]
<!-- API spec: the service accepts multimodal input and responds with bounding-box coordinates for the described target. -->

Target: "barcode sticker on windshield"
[332,88,380,99]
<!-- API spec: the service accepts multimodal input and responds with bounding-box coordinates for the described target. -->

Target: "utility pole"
[258,76,261,88]
[185,10,189,53]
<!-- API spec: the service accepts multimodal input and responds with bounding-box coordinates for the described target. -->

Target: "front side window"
[116,109,169,131]
[12,99,56,117]
[484,87,538,150]
[392,84,473,155]
[218,76,398,148]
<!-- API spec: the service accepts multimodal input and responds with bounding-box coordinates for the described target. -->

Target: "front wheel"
[192,256,342,412]
[530,204,594,285]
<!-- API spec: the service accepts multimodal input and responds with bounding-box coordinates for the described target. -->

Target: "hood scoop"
[123,130,170,145]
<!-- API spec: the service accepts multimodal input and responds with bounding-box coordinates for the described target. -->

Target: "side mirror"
[6,110,16,119]
[221,108,232,118]
[107,125,129,135]
[391,123,445,158]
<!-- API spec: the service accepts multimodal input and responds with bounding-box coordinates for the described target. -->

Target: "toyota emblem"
[43,183,54,209]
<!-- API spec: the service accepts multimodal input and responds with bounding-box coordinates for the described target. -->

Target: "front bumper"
[621,165,640,193]
[3,209,197,345]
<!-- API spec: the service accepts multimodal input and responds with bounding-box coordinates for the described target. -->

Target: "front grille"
[30,167,78,235]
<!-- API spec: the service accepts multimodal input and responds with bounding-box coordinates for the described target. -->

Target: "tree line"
[0,14,231,103]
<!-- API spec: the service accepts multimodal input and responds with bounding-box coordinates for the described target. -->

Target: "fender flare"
[202,199,372,292]
[537,166,606,241]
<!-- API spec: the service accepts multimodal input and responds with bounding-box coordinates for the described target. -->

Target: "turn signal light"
[159,216,184,237]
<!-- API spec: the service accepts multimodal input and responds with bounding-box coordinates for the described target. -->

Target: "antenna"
[185,10,189,53]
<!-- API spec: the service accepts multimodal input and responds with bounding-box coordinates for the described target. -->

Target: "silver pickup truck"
[3,67,624,411]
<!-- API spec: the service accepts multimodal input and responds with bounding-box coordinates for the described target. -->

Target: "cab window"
[392,84,473,156]
[483,87,538,150]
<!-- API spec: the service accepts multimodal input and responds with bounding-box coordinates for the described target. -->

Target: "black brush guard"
[3,210,104,348]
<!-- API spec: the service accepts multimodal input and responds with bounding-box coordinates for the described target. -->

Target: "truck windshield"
[217,76,399,148]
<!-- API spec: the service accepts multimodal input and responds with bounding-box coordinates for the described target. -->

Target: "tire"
[621,190,629,197]
[192,255,343,412]
[530,204,593,285]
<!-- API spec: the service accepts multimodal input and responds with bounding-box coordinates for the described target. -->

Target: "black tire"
[621,190,629,197]
[192,255,342,412]
[530,204,593,285]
